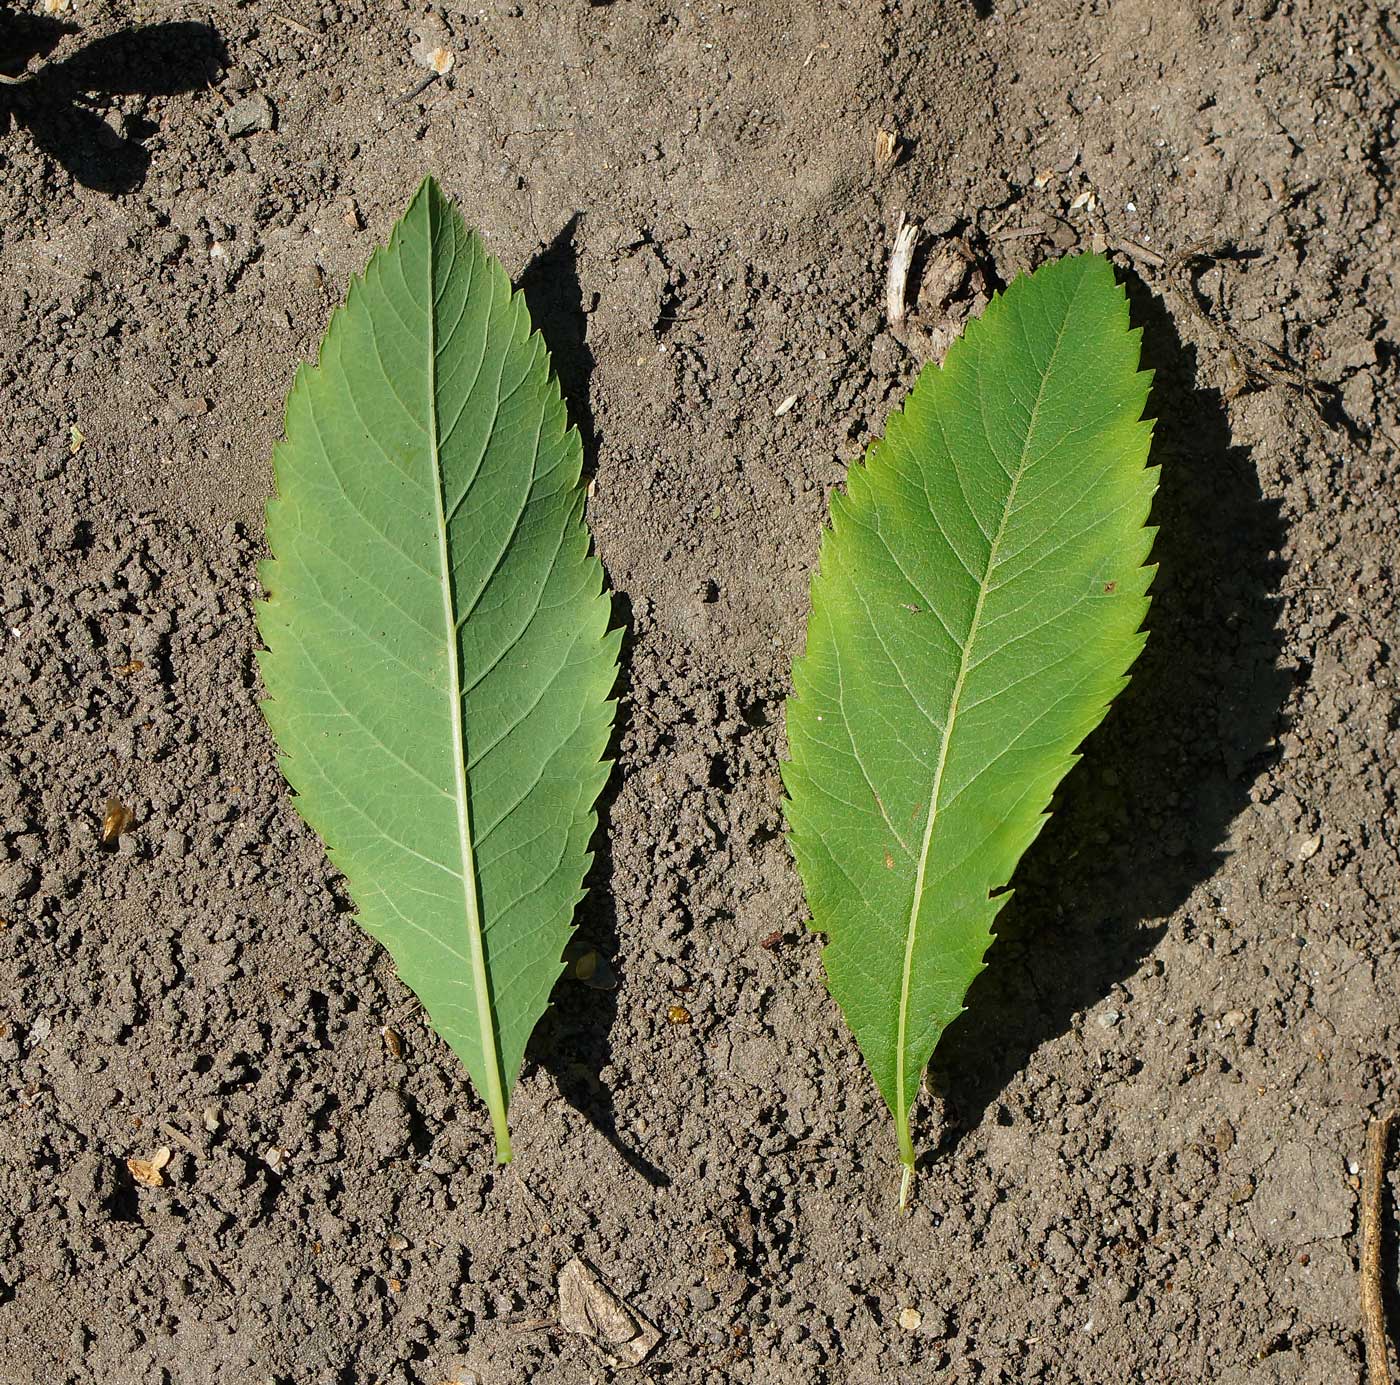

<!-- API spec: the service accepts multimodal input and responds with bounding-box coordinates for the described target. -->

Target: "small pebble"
[223,94,276,137]
[898,1307,922,1331]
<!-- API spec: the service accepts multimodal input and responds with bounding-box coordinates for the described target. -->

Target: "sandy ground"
[0,1,1397,1381]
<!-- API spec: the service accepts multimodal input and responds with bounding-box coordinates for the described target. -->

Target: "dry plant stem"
[1111,236,1166,269]
[205,1,314,38]
[1363,1112,1396,1385]
[1165,244,1335,428]
[886,221,919,328]
[269,11,316,37]
[397,71,440,104]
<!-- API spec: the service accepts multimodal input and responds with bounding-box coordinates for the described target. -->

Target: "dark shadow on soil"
[527,590,666,1185]
[0,16,225,194]
[530,719,671,1189]
[520,215,599,470]
[0,9,74,76]
[519,228,668,1187]
[931,269,1291,1157]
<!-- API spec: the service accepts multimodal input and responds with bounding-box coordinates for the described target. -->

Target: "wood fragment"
[886,221,919,328]
[397,71,440,105]
[161,1122,199,1151]
[269,11,316,37]
[126,1145,172,1188]
[101,798,135,846]
[874,128,901,175]
[1362,1112,1395,1385]
[1111,236,1166,269]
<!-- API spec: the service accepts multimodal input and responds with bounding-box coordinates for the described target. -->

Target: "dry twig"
[874,128,901,175]
[1162,242,1338,430]
[1363,1112,1395,1385]
[886,219,919,328]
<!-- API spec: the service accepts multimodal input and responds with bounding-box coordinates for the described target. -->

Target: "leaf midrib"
[892,282,1081,1165]
[422,195,512,1162]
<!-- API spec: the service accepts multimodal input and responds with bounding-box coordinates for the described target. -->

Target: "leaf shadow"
[0,15,225,194]
[520,214,598,469]
[929,269,1292,1157]
[519,222,669,1188]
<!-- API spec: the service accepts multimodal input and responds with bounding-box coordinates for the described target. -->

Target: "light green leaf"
[783,252,1156,1192]
[256,178,619,1162]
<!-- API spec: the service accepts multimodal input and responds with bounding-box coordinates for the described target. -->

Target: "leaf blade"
[784,252,1156,1173]
[257,179,617,1161]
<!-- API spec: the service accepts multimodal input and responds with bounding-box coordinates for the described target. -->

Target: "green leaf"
[256,178,619,1162]
[783,252,1156,1190]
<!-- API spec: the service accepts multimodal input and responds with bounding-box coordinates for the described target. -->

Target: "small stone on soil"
[223,95,276,137]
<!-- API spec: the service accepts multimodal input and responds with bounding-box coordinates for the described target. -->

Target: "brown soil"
[1,1,1397,1382]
